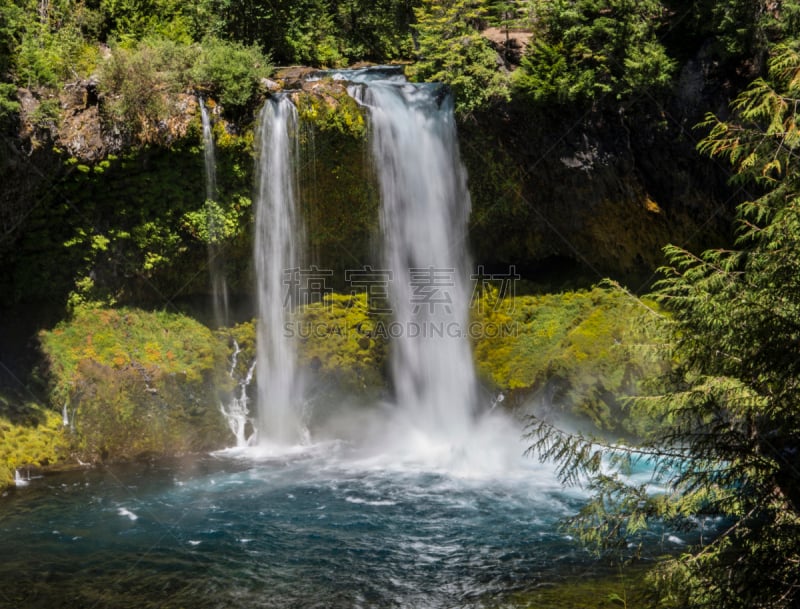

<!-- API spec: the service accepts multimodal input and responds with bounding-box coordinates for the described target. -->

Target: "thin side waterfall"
[199,97,229,327]
[348,71,478,445]
[221,339,256,447]
[254,96,306,446]
[14,468,29,487]
[199,97,217,207]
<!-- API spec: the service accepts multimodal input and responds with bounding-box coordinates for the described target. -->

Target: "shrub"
[190,37,271,111]
[15,20,100,88]
[513,0,675,106]
[0,82,20,129]
[99,36,197,141]
[408,0,510,116]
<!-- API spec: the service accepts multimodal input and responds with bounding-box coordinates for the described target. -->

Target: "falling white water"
[14,469,29,487]
[199,97,217,203]
[220,339,256,447]
[253,96,306,446]
[199,97,229,327]
[347,70,478,449]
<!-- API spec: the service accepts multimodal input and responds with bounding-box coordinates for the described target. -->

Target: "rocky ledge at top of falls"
[11,66,356,163]
[4,64,733,284]
[15,79,208,162]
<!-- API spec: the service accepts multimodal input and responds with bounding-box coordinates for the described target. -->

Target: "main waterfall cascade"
[345,69,480,454]
[243,67,512,470]
[242,68,502,459]
[253,95,308,447]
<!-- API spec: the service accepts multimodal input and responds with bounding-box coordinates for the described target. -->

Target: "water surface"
[0,441,614,609]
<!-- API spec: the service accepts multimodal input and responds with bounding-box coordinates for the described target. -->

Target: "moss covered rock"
[8,284,663,485]
[0,395,68,489]
[473,286,665,436]
[292,82,380,285]
[297,293,388,398]
[39,307,232,463]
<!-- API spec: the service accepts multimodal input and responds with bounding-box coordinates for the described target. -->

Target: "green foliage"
[513,0,675,105]
[100,0,192,42]
[98,35,270,138]
[474,286,665,435]
[99,36,197,142]
[188,0,284,59]
[29,96,60,128]
[193,0,418,66]
[0,82,20,129]
[331,0,416,61]
[190,37,271,111]
[504,558,652,608]
[0,400,67,489]
[527,46,800,609]
[696,42,800,189]
[181,195,251,245]
[296,293,387,396]
[14,15,101,88]
[408,0,510,116]
[281,0,343,66]
[486,0,528,28]
[4,135,255,308]
[663,0,800,65]
[39,306,230,461]
[0,0,103,88]
[295,86,366,138]
[41,307,219,387]
[221,319,256,380]
[214,295,387,409]
[0,1,22,78]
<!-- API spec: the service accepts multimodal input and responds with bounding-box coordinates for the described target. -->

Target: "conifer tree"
[527,43,800,609]
[408,0,509,116]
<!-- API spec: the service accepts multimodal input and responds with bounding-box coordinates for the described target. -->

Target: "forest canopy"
[3,0,800,118]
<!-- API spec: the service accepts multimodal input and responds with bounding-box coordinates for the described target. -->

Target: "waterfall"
[14,469,29,487]
[199,97,229,327]
[346,69,478,445]
[199,97,217,206]
[220,339,256,447]
[253,96,306,446]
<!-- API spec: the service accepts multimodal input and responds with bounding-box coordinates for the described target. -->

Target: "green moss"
[294,85,366,138]
[218,320,257,383]
[221,295,388,403]
[499,562,654,609]
[25,284,662,467]
[460,121,530,268]
[38,306,231,462]
[295,90,379,283]
[296,293,387,397]
[473,286,665,436]
[0,401,68,489]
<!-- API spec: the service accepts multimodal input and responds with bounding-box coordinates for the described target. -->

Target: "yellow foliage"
[472,286,665,434]
[0,408,68,489]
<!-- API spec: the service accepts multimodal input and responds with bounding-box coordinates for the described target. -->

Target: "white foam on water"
[117,507,138,521]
